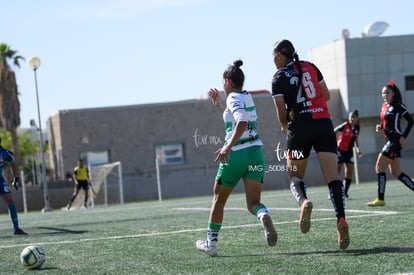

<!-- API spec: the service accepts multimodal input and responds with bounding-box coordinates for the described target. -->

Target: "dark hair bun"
[233,60,243,68]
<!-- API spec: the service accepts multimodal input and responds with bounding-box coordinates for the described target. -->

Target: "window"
[405,75,414,91]
[155,144,184,165]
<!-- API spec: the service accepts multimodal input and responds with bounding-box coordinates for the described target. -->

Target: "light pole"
[27,56,52,212]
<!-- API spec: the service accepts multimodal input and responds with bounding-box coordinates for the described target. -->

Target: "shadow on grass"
[344,246,414,255]
[216,253,271,258]
[0,227,87,239]
[34,226,88,235]
[277,246,414,256]
[216,247,414,258]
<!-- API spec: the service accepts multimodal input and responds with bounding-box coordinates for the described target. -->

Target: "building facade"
[43,34,414,204]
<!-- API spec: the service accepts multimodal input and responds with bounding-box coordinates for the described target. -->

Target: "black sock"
[378,172,386,200]
[290,177,307,206]
[343,178,352,196]
[398,172,414,191]
[328,180,345,220]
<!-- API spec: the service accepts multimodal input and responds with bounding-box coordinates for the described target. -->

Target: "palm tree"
[0,43,24,165]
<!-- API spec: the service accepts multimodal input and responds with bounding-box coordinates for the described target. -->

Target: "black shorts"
[76,180,89,190]
[381,139,401,159]
[287,119,337,160]
[337,149,354,164]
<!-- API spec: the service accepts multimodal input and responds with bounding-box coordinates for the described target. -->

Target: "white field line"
[175,207,399,215]
[174,207,399,228]
[0,207,399,249]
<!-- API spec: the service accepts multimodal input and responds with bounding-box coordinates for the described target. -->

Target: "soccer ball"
[20,245,46,270]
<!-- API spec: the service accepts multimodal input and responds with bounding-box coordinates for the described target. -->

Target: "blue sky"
[3,0,413,128]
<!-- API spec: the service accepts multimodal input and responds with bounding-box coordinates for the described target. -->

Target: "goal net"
[70,161,123,209]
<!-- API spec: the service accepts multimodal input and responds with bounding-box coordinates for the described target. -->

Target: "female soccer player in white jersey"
[195,60,277,257]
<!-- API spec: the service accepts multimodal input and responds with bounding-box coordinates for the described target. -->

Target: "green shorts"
[215,145,264,188]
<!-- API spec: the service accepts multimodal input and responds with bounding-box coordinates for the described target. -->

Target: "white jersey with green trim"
[223,91,263,151]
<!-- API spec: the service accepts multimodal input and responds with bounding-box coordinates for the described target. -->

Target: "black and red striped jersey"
[335,122,360,152]
[380,102,413,139]
[271,61,331,121]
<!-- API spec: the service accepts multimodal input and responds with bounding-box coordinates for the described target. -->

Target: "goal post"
[70,161,123,209]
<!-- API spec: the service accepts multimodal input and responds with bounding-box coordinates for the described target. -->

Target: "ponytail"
[289,52,303,121]
[293,52,302,91]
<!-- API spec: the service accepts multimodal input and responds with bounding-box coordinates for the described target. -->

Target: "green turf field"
[1,180,413,274]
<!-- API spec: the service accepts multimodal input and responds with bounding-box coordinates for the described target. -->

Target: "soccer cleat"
[14,228,28,235]
[299,199,313,233]
[196,240,218,257]
[367,198,385,207]
[337,217,350,250]
[260,214,277,246]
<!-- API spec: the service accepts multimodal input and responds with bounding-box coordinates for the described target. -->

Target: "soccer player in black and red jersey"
[335,109,362,199]
[271,39,349,250]
[367,80,414,207]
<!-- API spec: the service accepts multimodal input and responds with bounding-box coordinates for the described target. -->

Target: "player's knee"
[391,170,401,178]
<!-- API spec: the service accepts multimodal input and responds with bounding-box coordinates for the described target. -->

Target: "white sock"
[256,207,269,221]
[207,229,219,248]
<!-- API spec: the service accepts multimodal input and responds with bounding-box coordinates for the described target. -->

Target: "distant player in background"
[67,158,90,209]
[335,109,362,199]
[367,81,414,206]
[0,138,27,235]
[196,59,277,257]
[271,39,350,249]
